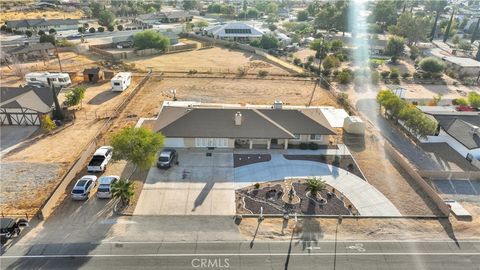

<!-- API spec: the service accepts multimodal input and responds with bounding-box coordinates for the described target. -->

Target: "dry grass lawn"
[0,9,84,24]
[126,46,290,75]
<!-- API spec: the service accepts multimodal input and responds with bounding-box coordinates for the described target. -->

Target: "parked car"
[96,175,120,199]
[157,149,178,169]
[71,175,98,200]
[0,218,29,245]
[87,146,113,173]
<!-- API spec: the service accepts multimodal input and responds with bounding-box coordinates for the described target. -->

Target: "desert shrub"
[389,68,399,79]
[237,67,247,76]
[299,142,309,150]
[258,70,269,78]
[401,72,411,79]
[293,58,302,66]
[41,115,56,132]
[381,70,390,79]
[452,98,468,106]
[308,142,319,150]
[188,69,198,75]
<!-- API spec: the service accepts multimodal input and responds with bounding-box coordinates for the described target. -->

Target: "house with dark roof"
[132,11,193,28]
[420,109,480,168]
[4,18,80,32]
[145,101,340,149]
[0,85,55,125]
[1,43,55,63]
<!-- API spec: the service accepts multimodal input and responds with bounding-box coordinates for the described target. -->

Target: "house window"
[292,134,301,140]
[310,134,323,141]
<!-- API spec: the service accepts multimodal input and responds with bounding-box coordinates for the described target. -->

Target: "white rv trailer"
[111,72,132,92]
[25,72,71,88]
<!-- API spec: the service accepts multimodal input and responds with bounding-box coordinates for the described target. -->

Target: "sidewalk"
[234,154,401,216]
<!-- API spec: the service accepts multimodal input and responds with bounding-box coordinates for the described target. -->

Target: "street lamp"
[333,215,343,270]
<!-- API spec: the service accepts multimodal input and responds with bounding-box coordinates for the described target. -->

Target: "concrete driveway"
[234,154,401,216]
[134,149,235,215]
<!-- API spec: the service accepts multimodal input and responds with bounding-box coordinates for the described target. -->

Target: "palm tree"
[111,179,135,206]
[305,178,327,198]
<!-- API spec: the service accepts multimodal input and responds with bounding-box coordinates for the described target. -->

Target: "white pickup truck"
[87,146,113,173]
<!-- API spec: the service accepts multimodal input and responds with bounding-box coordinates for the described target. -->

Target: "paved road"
[2,240,479,269]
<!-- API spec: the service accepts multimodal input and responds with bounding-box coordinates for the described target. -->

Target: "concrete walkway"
[234,154,401,216]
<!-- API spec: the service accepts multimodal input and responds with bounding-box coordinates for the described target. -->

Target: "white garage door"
[195,138,229,148]
[164,138,185,148]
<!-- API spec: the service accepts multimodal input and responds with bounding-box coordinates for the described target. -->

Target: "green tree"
[49,28,56,34]
[90,2,103,18]
[0,25,6,31]
[110,126,165,170]
[38,30,45,35]
[370,1,398,29]
[246,8,258,19]
[419,57,445,74]
[133,30,170,50]
[183,0,197,10]
[297,10,309,21]
[108,25,114,32]
[259,34,278,49]
[330,39,343,52]
[25,30,32,37]
[117,25,124,31]
[468,92,480,107]
[64,86,86,107]
[196,20,208,30]
[457,40,472,50]
[41,115,56,132]
[98,26,105,32]
[305,177,326,198]
[385,35,405,63]
[40,34,55,45]
[78,27,85,33]
[322,55,340,71]
[98,10,115,27]
[111,179,135,206]
[389,12,431,45]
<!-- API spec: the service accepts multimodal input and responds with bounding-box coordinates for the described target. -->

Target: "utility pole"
[55,45,63,73]
[48,80,64,120]
[333,215,343,270]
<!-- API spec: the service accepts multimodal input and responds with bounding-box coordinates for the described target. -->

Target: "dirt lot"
[0,9,84,24]
[1,77,142,214]
[1,51,98,86]
[125,46,291,75]
[239,202,480,241]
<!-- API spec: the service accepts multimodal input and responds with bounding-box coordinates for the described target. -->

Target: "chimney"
[273,100,283,109]
[234,111,242,126]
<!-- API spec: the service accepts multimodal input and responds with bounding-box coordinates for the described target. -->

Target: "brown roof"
[153,106,336,139]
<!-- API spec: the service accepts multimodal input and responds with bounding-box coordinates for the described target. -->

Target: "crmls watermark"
[191,258,230,268]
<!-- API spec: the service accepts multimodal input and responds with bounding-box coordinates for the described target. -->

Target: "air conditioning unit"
[273,100,283,109]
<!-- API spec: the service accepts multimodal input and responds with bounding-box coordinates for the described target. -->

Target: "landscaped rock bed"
[234,154,271,168]
[283,154,365,180]
[236,179,355,216]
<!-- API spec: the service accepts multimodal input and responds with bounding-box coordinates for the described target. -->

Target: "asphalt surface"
[2,240,479,269]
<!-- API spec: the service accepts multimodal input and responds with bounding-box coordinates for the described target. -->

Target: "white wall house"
[204,22,263,43]
[421,111,480,169]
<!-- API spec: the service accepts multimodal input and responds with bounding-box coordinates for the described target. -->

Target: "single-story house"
[204,22,264,43]
[83,67,105,83]
[421,109,480,168]
[4,18,80,32]
[132,11,193,28]
[441,56,480,77]
[0,85,54,125]
[1,43,55,63]
[146,101,340,149]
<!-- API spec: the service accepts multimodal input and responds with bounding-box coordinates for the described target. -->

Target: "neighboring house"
[83,67,105,83]
[0,85,54,125]
[421,109,480,168]
[204,22,264,43]
[275,32,292,47]
[132,11,193,28]
[441,56,480,77]
[146,101,341,149]
[1,43,55,63]
[4,18,80,32]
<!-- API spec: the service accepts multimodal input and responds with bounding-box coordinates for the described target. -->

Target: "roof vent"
[234,111,242,126]
[273,100,283,110]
